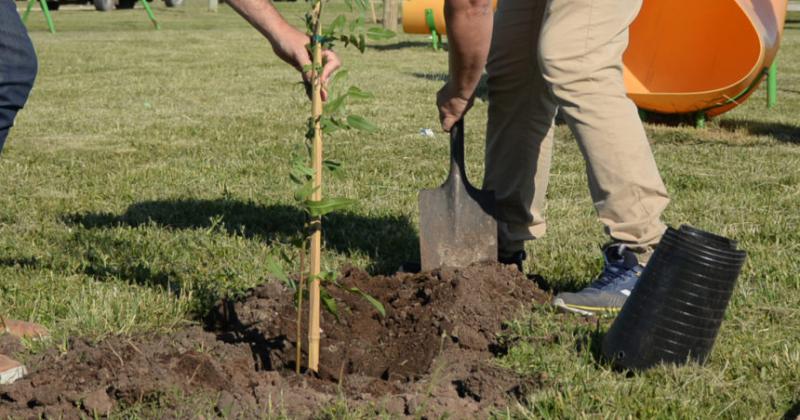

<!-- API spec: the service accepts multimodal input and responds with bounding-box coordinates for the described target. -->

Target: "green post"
[22,0,55,33]
[695,112,706,129]
[767,60,777,108]
[39,0,56,34]
[22,0,35,23]
[139,0,160,30]
[424,8,440,51]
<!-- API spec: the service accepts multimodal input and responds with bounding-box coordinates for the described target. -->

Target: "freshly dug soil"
[0,262,549,418]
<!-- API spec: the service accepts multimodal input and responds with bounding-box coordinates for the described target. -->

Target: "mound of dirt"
[0,262,549,418]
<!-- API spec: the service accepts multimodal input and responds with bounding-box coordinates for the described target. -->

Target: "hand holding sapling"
[226,0,342,100]
[251,0,395,373]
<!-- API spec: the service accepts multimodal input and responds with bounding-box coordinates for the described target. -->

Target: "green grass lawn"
[4,1,800,417]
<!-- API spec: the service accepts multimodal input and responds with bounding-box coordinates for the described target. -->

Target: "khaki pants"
[485,0,670,254]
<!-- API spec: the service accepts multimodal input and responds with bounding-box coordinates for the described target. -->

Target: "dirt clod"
[0,334,23,358]
[83,388,114,416]
[0,262,548,418]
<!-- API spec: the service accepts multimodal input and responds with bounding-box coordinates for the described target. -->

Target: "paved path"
[790,2,800,12]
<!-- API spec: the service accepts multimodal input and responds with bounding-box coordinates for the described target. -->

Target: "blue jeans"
[0,0,37,152]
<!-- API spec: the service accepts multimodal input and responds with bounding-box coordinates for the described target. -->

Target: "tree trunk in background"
[369,0,378,23]
[383,0,398,31]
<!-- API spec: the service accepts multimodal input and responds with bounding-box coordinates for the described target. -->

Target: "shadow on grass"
[370,40,444,51]
[641,111,705,127]
[717,119,800,144]
[784,401,800,420]
[573,321,606,365]
[0,257,39,269]
[527,273,587,295]
[64,198,419,275]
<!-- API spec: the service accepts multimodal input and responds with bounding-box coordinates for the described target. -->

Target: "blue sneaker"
[552,245,644,316]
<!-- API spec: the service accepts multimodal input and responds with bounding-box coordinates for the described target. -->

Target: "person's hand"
[271,27,341,101]
[0,318,49,339]
[436,82,474,132]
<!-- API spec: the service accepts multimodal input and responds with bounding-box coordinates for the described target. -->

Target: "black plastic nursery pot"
[658,233,745,265]
[678,225,738,249]
[601,225,746,370]
[661,227,745,260]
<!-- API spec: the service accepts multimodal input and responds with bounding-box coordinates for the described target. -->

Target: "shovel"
[419,119,498,271]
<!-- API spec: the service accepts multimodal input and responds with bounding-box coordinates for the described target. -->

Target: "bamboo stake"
[307,0,324,373]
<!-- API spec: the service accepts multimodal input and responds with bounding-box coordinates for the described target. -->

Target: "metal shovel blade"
[419,120,498,271]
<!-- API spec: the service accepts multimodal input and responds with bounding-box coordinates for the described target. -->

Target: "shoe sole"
[552,298,621,317]
[0,364,27,385]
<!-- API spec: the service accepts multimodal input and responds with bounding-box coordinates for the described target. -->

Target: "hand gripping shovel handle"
[448,119,467,184]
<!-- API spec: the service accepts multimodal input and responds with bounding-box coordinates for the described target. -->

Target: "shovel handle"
[449,119,467,182]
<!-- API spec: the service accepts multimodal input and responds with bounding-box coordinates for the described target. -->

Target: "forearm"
[444,0,493,98]
[226,0,300,45]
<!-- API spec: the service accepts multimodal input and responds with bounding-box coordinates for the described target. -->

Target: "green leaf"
[346,115,378,132]
[325,15,346,36]
[346,86,373,100]
[329,117,350,130]
[267,256,296,291]
[289,154,312,184]
[290,159,314,184]
[279,249,292,264]
[366,27,396,40]
[305,12,314,33]
[358,33,366,53]
[323,93,348,114]
[293,181,318,202]
[304,197,356,217]
[305,117,315,140]
[323,159,342,172]
[320,117,343,135]
[328,69,349,95]
[318,270,338,283]
[292,161,315,177]
[349,287,386,317]
[320,288,339,320]
[289,172,305,185]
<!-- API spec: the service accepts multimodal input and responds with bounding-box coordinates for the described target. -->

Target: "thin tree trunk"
[295,245,305,374]
[382,0,397,31]
[369,0,377,24]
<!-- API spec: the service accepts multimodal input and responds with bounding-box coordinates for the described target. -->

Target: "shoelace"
[590,245,641,290]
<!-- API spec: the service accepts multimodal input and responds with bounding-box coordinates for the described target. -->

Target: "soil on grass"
[0,262,549,418]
